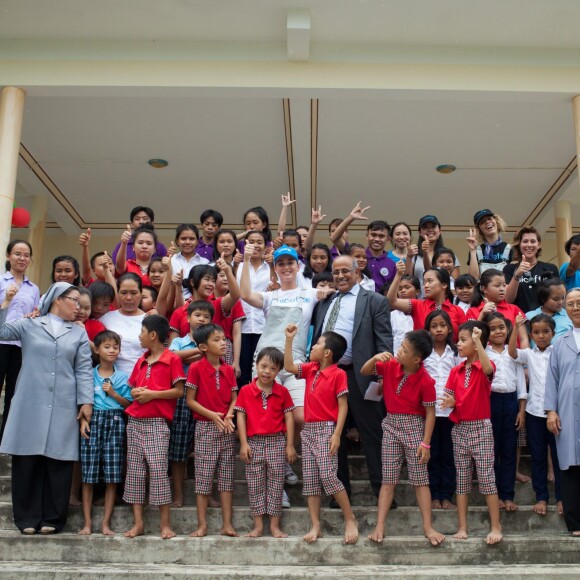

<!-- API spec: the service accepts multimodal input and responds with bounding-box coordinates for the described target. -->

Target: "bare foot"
[189,526,207,538]
[344,518,358,545]
[101,525,115,536]
[270,526,288,539]
[498,499,505,510]
[453,528,468,540]
[504,500,518,512]
[367,527,384,544]
[516,472,531,483]
[245,526,263,538]
[303,525,322,543]
[78,525,92,536]
[533,500,547,516]
[548,470,555,483]
[124,525,144,538]
[441,500,456,510]
[486,528,503,545]
[425,528,445,546]
[161,526,176,539]
[208,496,220,508]
[69,496,82,507]
[220,525,238,537]
[170,500,183,508]
[557,501,564,516]
[431,499,442,509]
[571,531,580,537]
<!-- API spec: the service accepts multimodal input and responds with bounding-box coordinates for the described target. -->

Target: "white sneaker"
[282,490,291,509]
[285,463,299,485]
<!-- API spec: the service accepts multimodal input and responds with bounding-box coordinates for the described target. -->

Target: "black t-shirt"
[503,261,559,312]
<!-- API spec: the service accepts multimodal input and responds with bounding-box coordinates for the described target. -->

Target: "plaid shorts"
[194,421,236,495]
[381,413,429,487]
[80,409,126,484]
[123,417,172,506]
[245,433,287,517]
[301,422,344,497]
[452,419,497,496]
[169,395,195,463]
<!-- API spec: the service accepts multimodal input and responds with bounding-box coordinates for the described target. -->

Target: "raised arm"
[239,244,265,309]
[508,314,526,360]
[360,352,391,376]
[276,192,295,238]
[472,326,493,376]
[79,228,93,285]
[283,324,300,375]
[330,201,371,252]
[216,254,240,313]
[466,229,480,280]
[386,260,412,313]
[115,224,132,275]
[304,206,326,254]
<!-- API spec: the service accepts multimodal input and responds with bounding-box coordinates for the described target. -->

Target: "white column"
[27,195,48,286]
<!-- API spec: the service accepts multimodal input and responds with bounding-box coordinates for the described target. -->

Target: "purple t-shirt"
[330,243,350,261]
[365,247,397,293]
[111,240,167,263]
[196,239,215,262]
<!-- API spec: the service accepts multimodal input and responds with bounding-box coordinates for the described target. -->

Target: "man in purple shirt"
[197,209,223,261]
[111,206,167,262]
[365,220,397,292]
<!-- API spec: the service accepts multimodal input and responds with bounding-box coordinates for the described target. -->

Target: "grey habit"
[0,303,93,461]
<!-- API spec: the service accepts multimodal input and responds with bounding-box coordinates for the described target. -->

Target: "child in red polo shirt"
[123,315,186,540]
[235,347,297,538]
[284,324,358,545]
[361,330,445,546]
[441,321,503,545]
[186,323,238,538]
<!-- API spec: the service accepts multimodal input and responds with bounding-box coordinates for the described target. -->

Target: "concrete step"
[0,532,578,566]
[0,474,555,507]
[3,562,580,579]
[0,502,567,536]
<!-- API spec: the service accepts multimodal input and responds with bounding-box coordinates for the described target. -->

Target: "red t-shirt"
[234,380,295,437]
[186,357,238,421]
[84,318,106,342]
[124,260,152,287]
[445,360,496,423]
[465,301,524,325]
[376,359,436,417]
[126,349,186,421]
[409,298,466,341]
[297,362,349,423]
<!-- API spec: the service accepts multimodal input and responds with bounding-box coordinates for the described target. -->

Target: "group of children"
[16,198,575,546]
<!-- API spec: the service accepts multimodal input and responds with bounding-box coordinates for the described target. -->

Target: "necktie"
[324,293,344,332]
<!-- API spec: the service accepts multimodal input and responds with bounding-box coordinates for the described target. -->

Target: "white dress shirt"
[236,260,272,334]
[424,345,462,418]
[516,345,553,418]
[391,310,413,354]
[486,346,527,399]
[171,252,209,299]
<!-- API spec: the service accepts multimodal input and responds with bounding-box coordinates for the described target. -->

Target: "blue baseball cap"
[273,245,299,264]
[473,209,494,225]
[418,215,440,229]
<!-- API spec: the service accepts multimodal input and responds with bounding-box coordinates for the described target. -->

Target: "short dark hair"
[141,314,170,343]
[132,223,158,246]
[5,239,32,272]
[282,229,301,246]
[188,264,218,292]
[175,223,199,242]
[200,209,224,227]
[565,234,580,256]
[94,330,121,349]
[482,312,513,340]
[142,285,159,303]
[455,274,477,289]
[51,255,81,286]
[77,287,91,300]
[130,206,154,222]
[312,272,334,288]
[193,322,224,346]
[117,272,143,291]
[434,246,456,265]
[367,220,390,236]
[328,218,342,233]
[89,281,116,303]
[537,278,566,306]
[404,329,433,361]
[458,320,490,347]
[187,300,215,318]
[255,346,284,369]
[321,331,348,363]
[246,230,267,244]
[529,313,556,333]
[90,251,106,270]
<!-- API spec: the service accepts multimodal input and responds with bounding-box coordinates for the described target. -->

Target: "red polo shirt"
[409,299,466,342]
[465,301,524,325]
[445,360,496,424]
[186,357,238,421]
[376,359,436,417]
[124,260,152,287]
[297,362,348,423]
[126,349,186,421]
[234,380,295,437]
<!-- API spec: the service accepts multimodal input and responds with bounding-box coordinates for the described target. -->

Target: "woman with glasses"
[0,282,93,534]
[0,240,40,442]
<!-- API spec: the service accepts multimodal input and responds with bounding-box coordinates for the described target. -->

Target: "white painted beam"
[287,9,310,62]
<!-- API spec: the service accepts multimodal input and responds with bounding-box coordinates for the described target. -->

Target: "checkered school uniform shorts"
[169,396,195,463]
[381,413,429,487]
[80,409,126,484]
[245,433,287,517]
[452,419,497,496]
[194,421,236,495]
[123,417,172,506]
[301,422,344,497]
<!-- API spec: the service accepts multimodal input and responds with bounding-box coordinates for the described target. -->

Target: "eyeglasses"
[332,268,355,276]
[10,252,31,259]
[62,296,81,307]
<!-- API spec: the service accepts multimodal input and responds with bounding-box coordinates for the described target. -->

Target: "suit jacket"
[312,285,393,394]
[0,309,93,461]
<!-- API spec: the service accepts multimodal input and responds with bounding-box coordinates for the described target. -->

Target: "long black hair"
[424,309,458,355]
[303,243,332,279]
[470,268,505,307]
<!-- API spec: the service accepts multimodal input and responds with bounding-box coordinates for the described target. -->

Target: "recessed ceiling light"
[436,164,456,174]
[148,159,168,168]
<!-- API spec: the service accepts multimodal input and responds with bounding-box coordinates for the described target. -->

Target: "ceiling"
[4,0,580,239]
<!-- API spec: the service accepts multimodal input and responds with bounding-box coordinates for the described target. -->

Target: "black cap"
[418,215,440,229]
[473,209,494,225]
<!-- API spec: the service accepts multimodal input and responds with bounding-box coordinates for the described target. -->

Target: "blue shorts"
[169,396,195,463]
[80,409,126,484]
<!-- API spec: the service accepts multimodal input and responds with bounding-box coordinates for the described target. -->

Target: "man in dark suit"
[312,255,393,501]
